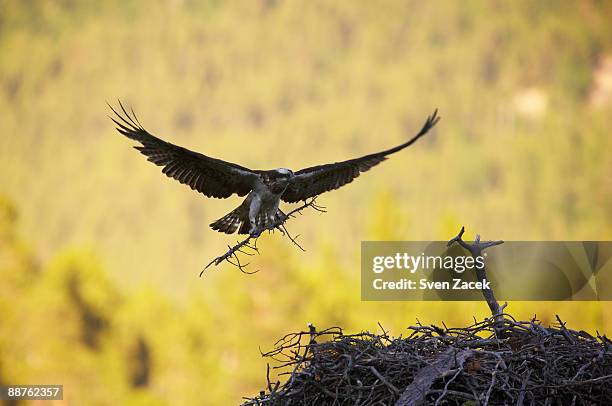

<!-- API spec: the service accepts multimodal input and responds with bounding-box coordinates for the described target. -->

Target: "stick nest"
[243,315,612,405]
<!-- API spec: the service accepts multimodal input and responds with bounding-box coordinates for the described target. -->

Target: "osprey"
[110,102,439,236]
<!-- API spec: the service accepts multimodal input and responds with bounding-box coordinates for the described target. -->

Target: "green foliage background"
[1,1,611,404]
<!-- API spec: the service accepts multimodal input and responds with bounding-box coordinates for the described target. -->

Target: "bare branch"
[447,226,505,336]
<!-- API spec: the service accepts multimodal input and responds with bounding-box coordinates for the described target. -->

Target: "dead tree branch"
[447,226,506,336]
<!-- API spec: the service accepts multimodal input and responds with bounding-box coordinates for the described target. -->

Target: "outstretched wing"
[110,101,258,199]
[282,109,439,203]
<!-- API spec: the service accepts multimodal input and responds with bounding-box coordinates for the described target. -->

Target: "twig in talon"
[202,196,326,272]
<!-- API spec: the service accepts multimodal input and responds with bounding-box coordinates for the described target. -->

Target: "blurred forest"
[1,0,611,404]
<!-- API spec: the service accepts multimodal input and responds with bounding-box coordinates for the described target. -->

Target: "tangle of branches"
[243,316,612,405]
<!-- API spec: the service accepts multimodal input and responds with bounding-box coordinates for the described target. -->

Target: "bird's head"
[275,168,295,179]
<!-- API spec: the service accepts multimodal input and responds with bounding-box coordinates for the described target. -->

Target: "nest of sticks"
[243,315,612,405]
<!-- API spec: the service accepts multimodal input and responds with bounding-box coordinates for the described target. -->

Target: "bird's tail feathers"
[210,207,245,234]
[210,206,281,235]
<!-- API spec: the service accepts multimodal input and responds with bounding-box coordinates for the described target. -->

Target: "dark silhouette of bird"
[110,102,439,236]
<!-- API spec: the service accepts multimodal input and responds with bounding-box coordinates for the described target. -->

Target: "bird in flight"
[110,102,439,237]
